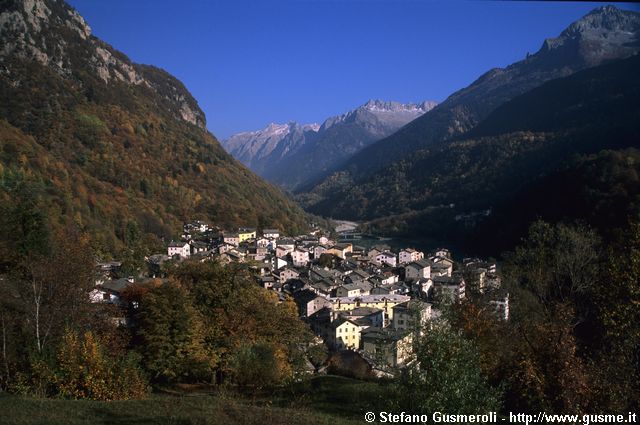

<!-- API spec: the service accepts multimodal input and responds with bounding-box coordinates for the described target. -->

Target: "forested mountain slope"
[301,6,640,203]
[0,0,309,255]
[302,54,640,254]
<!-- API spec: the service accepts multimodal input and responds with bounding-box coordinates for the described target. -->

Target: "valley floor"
[333,220,360,233]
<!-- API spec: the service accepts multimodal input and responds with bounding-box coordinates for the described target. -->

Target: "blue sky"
[66,1,637,139]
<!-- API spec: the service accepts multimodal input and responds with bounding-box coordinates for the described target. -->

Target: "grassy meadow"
[0,376,385,425]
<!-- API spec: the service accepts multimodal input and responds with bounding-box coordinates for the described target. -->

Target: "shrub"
[56,329,148,400]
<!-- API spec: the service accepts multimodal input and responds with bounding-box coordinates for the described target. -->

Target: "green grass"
[0,376,387,425]
[272,375,392,419]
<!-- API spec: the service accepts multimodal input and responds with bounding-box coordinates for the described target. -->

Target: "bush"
[229,342,288,388]
[55,329,148,400]
[393,323,502,414]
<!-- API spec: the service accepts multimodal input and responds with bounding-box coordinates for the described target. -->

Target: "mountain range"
[302,5,640,185]
[1,1,638,259]
[222,100,437,190]
[0,0,310,255]
[296,5,640,252]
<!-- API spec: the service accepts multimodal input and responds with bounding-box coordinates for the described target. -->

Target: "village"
[91,220,509,374]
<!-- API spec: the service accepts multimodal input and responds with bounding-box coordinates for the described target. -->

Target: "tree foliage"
[133,261,313,386]
[393,322,502,414]
[229,342,289,389]
[56,329,147,401]
[136,282,214,383]
[453,220,639,413]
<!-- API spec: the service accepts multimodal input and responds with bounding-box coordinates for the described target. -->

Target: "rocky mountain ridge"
[222,122,320,172]
[0,0,311,253]
[0,0,206,128]
[223,99,437,190]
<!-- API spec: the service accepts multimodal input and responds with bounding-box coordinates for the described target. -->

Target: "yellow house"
[332,294,410,324]
[326,243,353,259]
[238,228,257,242]
[331,317,367,350]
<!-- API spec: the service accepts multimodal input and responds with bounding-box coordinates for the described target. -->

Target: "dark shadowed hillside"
[470,148,640,256]
[301,6,640,209]
[300,53,640,254]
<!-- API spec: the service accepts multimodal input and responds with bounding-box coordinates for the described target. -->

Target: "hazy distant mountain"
[301,5,640,219]
[0,0,310,252]
[222,122,320,176]
[222,100,437,190]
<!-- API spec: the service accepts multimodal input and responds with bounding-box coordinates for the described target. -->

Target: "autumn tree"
[393,321,502,414]
[56,328,147,400]
[587,221,640,411]
[499,221,601,413]
[503,221,600,311]
[229,342,289,389]
[136,281,215,383]
[169,261,313,384]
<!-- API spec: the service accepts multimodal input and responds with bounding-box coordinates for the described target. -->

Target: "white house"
[399,248,424,265]
[375,251,397,267]
[490,293,510,320]
[217,242,235,254]
[276,245,294,258]
[410,278,433,297]
[433,275,465,302]
[368,248,382,263]
[361,328,413,367]
[278,237,296,250]
[405,259,431,281]
[294,289,331,317]
[371,284,403,295]
[260,275,276,290]
[255,237,271,249]
[185,220,209,233]
[431,261,452,277]
[335,283,363,298]
[223,232,240,247]
[330,317,368,350]
[279,267,300,283]
[189,240,208,255]
[90,277,134,304]
[313,245,327,259]
[262,229,280,239]
[432,248,452,260]
[291,248,310,267]
[168,241,190,258]
[392,300,432,331]
[331,294,411,323]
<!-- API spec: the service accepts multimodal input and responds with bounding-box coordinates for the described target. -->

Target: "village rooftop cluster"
[92,220,509,373]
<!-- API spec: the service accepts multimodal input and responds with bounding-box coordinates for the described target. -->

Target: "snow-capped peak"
[361,99,437,113]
